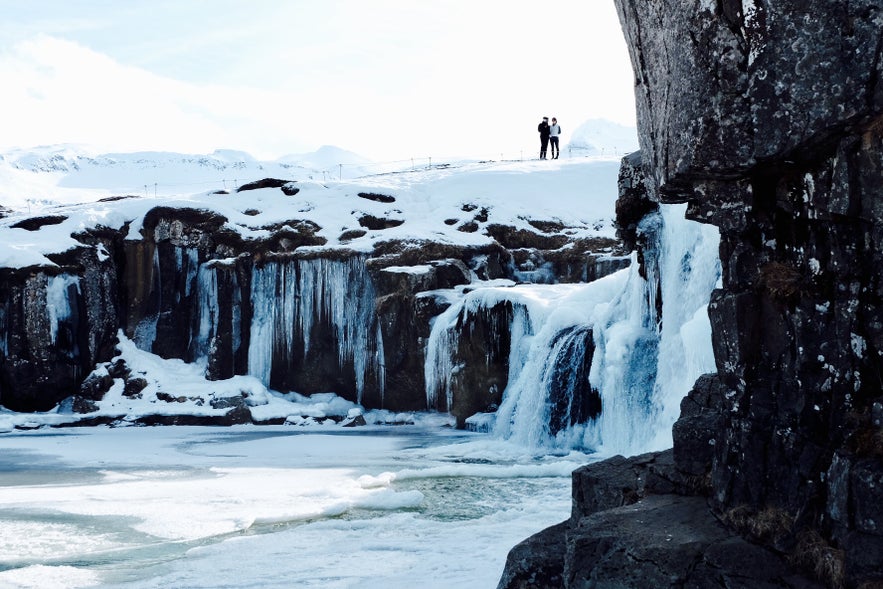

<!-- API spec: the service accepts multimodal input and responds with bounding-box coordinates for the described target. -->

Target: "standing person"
[549,117,561,159]
[538,116,550,159]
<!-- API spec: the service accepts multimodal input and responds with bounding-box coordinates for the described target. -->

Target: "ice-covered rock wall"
[247,256,384,405]
[424,200,719,454]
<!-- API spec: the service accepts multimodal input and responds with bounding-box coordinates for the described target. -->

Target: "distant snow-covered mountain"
[566,119,639,156]
[0,145,376,211]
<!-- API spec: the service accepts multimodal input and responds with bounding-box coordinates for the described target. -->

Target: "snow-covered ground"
[0,425,588,588]
[0,150,622,269]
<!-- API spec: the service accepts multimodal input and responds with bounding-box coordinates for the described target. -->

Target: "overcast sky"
[0,1,637,161]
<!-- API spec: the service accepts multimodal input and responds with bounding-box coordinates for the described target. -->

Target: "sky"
[0,1,637,162]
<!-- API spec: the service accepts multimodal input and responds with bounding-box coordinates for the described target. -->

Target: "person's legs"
[541,137,549,159]
[550,137,559,159]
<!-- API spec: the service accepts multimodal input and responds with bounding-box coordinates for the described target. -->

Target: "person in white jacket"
[548,117,562,159]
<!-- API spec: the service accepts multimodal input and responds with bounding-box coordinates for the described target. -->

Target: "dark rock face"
[432,299,515,425]
[616,0,883,198]
[0,237,119,411]
[0,199,623,419]
[235,178,294,192]
[564,495,822,589]
[501,452,821,589]
[370,259,471,411]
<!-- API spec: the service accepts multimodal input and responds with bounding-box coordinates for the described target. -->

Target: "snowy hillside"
[0,144,380,212]
[0,118,639,213]
[0,154,622,269]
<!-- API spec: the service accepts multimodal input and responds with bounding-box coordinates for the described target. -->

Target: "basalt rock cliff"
[0,187,626,425]
[501,1,883,587]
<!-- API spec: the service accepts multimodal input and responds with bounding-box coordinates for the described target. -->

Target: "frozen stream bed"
[0,424,590,588]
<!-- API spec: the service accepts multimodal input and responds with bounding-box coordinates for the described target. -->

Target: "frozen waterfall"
[425,204,720,455]
[246,255,384,404]
[585,204,721,455]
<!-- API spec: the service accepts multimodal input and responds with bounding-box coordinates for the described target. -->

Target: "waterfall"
[425,204,720,455]
[584,203,720,455]
[487,275,628,449]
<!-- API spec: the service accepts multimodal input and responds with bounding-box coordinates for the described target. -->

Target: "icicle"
[183,247,199,298]
[0,304,7,356]
[46,274,80,344]
[375,321,386,405]
[133,246,160,351]
[248,261,277,386]
[194,263,219,364]
[489,304,539,443]
[246,255,383,403]
[424,301,461,411]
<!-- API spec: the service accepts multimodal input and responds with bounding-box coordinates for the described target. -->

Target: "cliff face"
[500,1,883,587]
[0,196,628,425]
[617,0,883,581]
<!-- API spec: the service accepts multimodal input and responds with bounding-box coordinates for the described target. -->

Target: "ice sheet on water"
[0,426,575,589]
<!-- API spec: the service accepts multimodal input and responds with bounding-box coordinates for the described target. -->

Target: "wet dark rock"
[357,192,395,203]
[671,373,726,477]
[79,370,114,401]
[486,224,569,250]
[439,300,513,425]
[281,183,300,196]
[503,453,819,589]
[370,259,470,411]
[457,221,479,233]
[71,396,100,414]
[358,214,405,230]
[339,228,367,242]
[123,377,148,398]
[341,414,367,427]
[615,150,658,251]
[10,215,68,231]
[565,495,821,589]
[497,521,567,589]
[236,178,294,192]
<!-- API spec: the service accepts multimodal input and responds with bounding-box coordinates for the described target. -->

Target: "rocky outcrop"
[500,1,883,587]
[0,197,625,422]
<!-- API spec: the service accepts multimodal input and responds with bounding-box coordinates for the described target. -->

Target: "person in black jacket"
[537,117,550,159]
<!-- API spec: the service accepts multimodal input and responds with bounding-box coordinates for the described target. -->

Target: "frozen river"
[0,424,589,588]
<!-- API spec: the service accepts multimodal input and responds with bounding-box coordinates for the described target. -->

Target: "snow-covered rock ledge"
[0,158,629,429]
